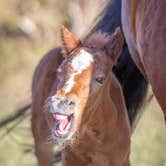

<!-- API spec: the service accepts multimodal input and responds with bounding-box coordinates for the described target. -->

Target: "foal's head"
[45,26,124,142]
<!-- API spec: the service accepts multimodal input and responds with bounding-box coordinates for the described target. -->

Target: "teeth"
[53,114,73,137]
[54,114,67,120]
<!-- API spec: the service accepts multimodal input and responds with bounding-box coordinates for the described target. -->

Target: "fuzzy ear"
[60,26,81,56]
[105,27,124,64]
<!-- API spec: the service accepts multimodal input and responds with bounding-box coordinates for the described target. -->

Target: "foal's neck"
[85,74,118,139]
[63,73,131,166]
[74,73,119,148]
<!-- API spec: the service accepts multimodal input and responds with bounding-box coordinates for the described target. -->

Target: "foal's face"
[45,27,124,141]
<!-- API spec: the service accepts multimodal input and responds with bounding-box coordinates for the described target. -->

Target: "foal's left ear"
[60,26,81,56]
[105,27,124,64]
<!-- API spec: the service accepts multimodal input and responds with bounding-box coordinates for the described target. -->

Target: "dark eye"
[95,77,104,84]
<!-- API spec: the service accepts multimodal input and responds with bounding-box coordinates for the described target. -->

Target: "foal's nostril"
[63,99,75,106]
[46,96,76,114]
[68,100,75,106]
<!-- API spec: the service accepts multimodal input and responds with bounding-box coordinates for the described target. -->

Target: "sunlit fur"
[31,27,131,166]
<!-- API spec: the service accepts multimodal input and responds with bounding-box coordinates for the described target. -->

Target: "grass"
[131,99,166,166]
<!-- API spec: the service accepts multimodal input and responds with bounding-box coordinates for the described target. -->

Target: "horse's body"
[122,0,166,119]
[32,27,131,166]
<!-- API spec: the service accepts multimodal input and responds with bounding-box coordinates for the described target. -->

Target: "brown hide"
[122,0,166,119]
[31,28,131,166]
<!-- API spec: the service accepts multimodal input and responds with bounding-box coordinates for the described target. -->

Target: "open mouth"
[53,113,74,138]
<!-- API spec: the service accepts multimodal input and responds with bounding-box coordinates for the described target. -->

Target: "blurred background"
[0,0,165,165]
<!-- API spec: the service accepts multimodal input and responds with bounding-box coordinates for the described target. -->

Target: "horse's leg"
[31,108,54,166]
[122,0,166,122]
[137,6,166,122]
[147,69,166,121]
[136,1,166,121]
[135,43,166,122]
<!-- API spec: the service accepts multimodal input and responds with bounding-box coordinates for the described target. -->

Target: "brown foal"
[31,27,131,166]
[122,0,166,120]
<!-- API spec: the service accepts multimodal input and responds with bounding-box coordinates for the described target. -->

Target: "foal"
[31,27,131,166]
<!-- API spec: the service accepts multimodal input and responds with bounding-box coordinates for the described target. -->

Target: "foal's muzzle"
[46,96,76,138]
[46,96,76,115]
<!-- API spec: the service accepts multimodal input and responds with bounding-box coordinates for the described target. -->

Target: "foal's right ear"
[60,26,81,57]
[105,27,124,64]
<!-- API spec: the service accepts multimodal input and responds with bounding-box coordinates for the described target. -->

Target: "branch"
[53,151,61,163]
[0,113,28,139]
[0,104,31,128]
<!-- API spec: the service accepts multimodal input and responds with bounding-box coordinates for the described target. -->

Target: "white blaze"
[71,50,94,73]
[64,50,93,93]
[65,73,77,93]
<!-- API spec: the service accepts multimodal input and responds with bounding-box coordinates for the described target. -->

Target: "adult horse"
[122,0,166,120]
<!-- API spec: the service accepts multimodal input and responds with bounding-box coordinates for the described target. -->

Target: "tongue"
[54,114,72,135]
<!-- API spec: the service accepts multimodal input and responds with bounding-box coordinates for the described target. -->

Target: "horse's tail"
[114,43,148,128]
[91,0,148,128]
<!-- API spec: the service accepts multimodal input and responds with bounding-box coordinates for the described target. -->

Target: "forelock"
[84,31,110,49]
